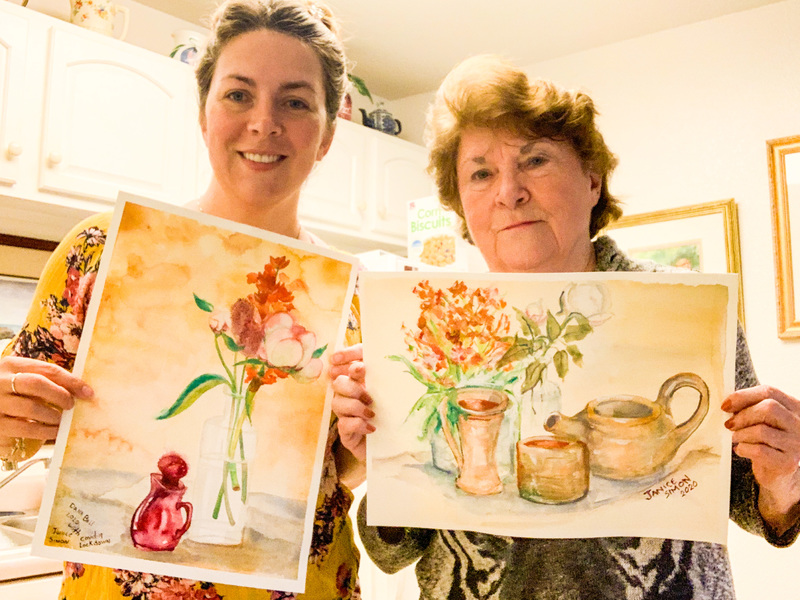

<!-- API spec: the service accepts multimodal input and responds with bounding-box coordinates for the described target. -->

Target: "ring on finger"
[10,373,19,396]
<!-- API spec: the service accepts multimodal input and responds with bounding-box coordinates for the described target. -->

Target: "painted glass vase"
[187,389,256,545]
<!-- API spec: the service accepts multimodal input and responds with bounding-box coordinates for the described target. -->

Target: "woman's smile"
[241,152,284,164]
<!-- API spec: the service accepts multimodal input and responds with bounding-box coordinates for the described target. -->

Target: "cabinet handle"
[6,143,22,159]
[48,152,62,166]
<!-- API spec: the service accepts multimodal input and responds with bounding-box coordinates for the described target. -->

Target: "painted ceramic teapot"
[359,102,402,135]
[70,0,130,40]
[544,372,709,480]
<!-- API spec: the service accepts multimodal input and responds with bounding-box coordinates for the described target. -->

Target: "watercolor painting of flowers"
[388,279,517,444]
[35,196,358,592]
[156,256,327,540]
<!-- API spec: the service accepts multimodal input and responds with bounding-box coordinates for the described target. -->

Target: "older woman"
[0,1,366,598]
[333,55,800,599]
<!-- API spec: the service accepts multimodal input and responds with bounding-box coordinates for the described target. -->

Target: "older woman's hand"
[723,385,800,533]
[0,356,92,442]
[330,344,375,464]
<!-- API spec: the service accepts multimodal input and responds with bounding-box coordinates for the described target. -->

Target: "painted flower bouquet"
[498,282,611,438]
[389,280,517,442]
[157,256,326,529]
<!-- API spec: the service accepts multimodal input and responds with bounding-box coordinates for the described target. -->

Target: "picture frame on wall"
[767,135,800,339]
[604,199,745,328]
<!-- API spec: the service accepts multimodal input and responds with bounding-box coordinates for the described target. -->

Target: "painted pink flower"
[258,313,320,380]
[208,308,231,334]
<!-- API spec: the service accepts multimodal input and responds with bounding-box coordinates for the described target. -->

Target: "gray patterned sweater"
[357,236,800,599]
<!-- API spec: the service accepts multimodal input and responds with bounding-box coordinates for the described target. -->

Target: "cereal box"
[407,196,470,271]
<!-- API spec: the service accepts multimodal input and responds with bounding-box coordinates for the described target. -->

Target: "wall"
[391,2,800,598]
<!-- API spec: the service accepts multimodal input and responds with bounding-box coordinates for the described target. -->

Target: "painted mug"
[516,436,590,504]
[70,0,130,40]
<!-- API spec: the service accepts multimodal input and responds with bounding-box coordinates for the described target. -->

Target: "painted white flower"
[258,312,320,376]
[559,282,612,325]
[524,299,547,325]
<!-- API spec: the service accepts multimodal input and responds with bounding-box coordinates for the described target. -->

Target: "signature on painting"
[642,474,699,500]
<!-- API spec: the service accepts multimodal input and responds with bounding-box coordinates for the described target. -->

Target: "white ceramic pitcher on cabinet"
[70,0,130,40]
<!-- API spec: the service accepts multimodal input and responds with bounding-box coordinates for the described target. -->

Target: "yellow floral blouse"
[4,213,361,600]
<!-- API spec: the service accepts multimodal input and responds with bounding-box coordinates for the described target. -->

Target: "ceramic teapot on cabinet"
[544,372,709,480]
[70,0,130,40]
[359,102,402,135]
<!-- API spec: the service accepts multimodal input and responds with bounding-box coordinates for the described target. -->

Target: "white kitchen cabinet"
[0,2,421,253]
[370,132,437,240]
[0,10,29,189]
[39,27,196,204]
[300,118,433,250]
[301,118,369,231]
[0,1,200,241]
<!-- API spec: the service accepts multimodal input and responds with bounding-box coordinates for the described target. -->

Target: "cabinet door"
[299,118,367,230]
[0,12,29,188]
[370,135,436,241]
[38,28,195,204]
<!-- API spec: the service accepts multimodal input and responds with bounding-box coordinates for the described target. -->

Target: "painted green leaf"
[234,358,263,367]
[194,293,214,312]
[156,374,229,420]
[497,337,531,367]
[514,308,541,338]
[388,354,432,387]
[312,344,328,359]
[546,311,560,341]
[566,344,584,366]
[221,332,243,353]
[244,387,256,421]
[554,350,569,379]
[562,321,592,343]
[521,361,546,394]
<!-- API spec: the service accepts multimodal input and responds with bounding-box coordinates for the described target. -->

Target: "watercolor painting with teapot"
[360,271,737,544]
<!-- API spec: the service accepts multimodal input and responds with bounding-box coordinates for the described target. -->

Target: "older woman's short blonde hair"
[425,55,622,241]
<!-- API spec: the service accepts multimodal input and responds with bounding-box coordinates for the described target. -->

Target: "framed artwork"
[360,271,738,544]
[34,194,359,592]
[767,135,800,339]
[604,199,745,327]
